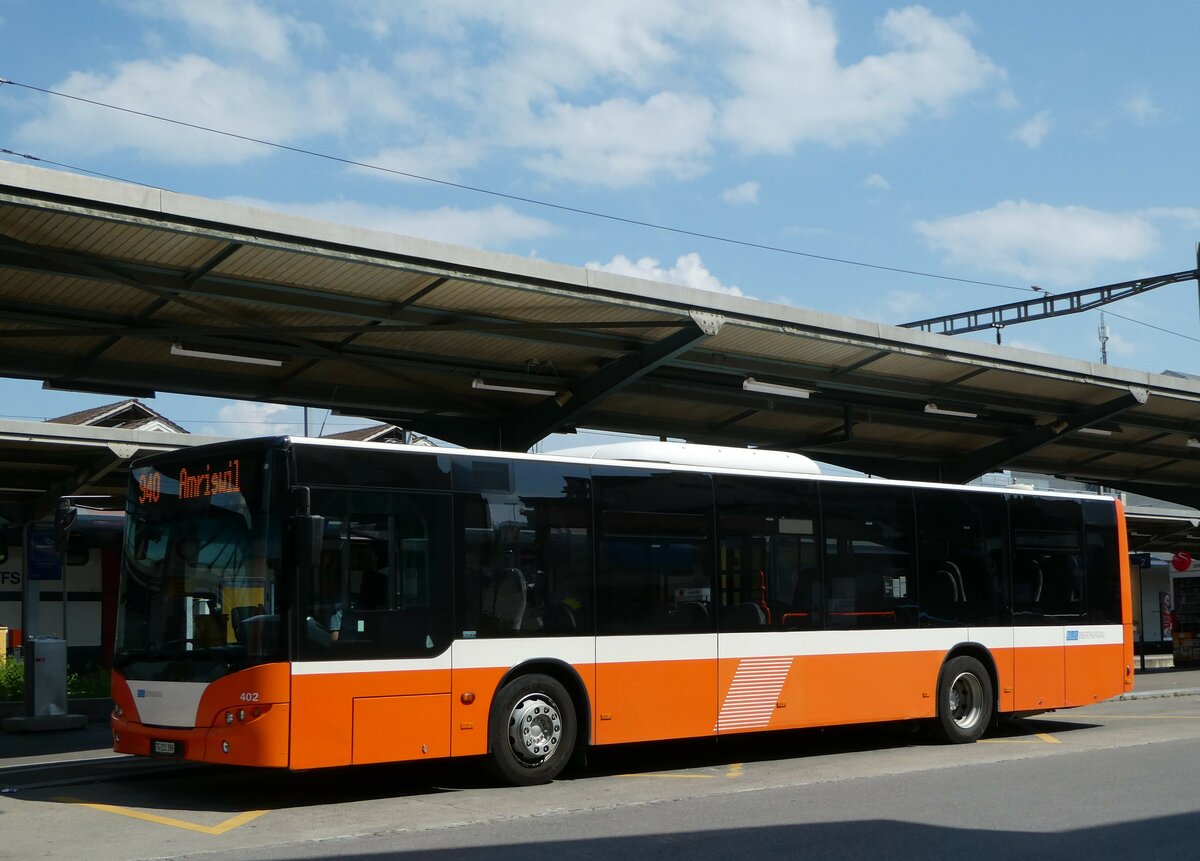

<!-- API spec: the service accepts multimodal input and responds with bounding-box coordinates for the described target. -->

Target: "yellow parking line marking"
[54,797,268,835]
[979,732,1060,745]
[726,762,744,778]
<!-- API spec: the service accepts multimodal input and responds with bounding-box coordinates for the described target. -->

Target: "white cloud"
[365,2,999,184]
[586,252,743,296]
[721,181,760,204]
[861,173,891,191]
[1012,111,1051,148]
[996,89,1020,110]
[17,57,410,164]
[208,401,294,436]
[392,2,684,94]
[914,200,1160,285]
[717,3,1000,152]
[353,138,485,182]
[227,198,556,250]
[19,3,1003,186]
[1123,90,1161,125]
[122,0,323,64]
[520,92,714,187]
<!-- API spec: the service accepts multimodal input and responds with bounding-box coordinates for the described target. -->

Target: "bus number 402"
[239,692,260,702]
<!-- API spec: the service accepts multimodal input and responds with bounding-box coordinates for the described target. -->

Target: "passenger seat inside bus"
[723,602,766,629]
[541,601,577,633]
[230,605,262,643]
[921,564,962,622]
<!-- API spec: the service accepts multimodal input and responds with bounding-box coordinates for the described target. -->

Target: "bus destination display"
[137,459,243,504]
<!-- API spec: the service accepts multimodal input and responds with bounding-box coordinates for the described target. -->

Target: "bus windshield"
[115,450,283,682]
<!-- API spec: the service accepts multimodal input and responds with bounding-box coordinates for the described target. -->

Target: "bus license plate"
[152,740,181,757]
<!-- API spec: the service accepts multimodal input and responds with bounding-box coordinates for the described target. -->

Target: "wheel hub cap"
[508,694,562,764]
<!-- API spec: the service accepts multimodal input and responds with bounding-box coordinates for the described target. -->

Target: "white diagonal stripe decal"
[715,656,794,731]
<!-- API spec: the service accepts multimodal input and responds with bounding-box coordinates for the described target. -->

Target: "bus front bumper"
[111,703,290,767]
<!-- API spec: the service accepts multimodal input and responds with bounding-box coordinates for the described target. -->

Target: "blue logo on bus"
[1066,630,1079,641]
[137,689,145,697]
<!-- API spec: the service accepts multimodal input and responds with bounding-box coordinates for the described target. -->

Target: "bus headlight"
[225,711,234,725]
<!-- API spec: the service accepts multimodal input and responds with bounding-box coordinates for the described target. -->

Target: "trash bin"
[27,637,68,717]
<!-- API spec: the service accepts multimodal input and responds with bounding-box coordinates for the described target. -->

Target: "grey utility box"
[27,637,69,717]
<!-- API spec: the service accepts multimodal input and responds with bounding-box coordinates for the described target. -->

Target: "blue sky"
[1,1,1198,441]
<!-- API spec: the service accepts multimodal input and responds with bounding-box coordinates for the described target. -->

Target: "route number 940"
[239,692,260,702]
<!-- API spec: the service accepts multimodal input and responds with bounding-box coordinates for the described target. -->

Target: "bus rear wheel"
[487,673,576,786]
[933,656,993,743]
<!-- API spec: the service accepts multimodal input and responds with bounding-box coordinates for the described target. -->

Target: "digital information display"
[137,458,244,505]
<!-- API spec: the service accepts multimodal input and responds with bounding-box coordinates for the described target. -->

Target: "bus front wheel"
[487,673,577,785]
[933,655,993,743]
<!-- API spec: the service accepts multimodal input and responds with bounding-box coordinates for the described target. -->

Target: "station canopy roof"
[2,162,1200,509]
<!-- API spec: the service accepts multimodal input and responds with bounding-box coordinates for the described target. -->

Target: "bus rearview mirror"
[292,515,324,569]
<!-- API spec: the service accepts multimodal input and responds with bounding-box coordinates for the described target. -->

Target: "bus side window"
[914,489,1006,627]
[1083,500,1122,624]
[1010,496,1084,624]
[594,470,714,636]
[714,475,820,632]
[299,491,451,659]
[820,484,917,630]
[456,460,593,639]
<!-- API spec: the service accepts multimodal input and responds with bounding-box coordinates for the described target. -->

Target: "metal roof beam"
[676,350,1200,438]
[66,241,246,377]
[939,387,1151,484]
[31,443,138,520]
[501,315,720,452]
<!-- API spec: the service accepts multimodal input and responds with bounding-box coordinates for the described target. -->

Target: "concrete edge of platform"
[1119,687,1200,701]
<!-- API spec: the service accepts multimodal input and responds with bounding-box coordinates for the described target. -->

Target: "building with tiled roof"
[321,424,408,444]
[47,399,188,434]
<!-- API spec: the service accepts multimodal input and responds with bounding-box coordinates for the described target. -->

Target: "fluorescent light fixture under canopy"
[170,342,285,367]
[471,377,557,397]
[924,403,978,419]
[742,377,814,399]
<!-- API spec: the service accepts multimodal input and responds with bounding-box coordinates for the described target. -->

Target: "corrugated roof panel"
[709,325,884,369]
[426,278,671,326]
[1,208,227,269]
[0,271,154,315]
[857,352,989,386]
[353,328,608,372]
[215,246,434,299]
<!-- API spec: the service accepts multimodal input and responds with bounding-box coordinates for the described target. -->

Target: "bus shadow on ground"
[7,716,1099,815]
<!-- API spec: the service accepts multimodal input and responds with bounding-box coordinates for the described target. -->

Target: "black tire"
[933,655,993,743]
[487,673,577,786]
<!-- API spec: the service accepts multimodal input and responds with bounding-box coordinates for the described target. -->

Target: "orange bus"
[111,437,1132,784]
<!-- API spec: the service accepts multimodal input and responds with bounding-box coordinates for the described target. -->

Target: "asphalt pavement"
[2,665,1198,772]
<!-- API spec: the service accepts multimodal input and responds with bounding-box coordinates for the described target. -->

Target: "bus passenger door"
[292,494,455,769]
